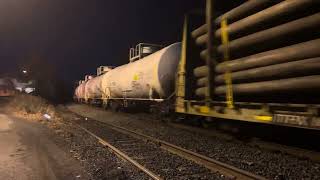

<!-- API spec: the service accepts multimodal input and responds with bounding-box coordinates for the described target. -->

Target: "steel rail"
[167,123,320,163]
[97,121,267,180]
[77,125,163,180]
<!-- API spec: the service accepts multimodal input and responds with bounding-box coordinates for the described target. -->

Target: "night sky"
[0,0,243,84]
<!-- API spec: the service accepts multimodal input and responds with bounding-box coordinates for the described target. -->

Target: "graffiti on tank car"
[131,81,142,90]
[132,72,144,90]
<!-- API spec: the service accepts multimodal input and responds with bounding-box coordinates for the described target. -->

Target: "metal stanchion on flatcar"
[221,19,234,109]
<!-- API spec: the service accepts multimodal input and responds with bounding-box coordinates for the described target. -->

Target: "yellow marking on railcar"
[221,19,234,109]
[133,74,139,81]
[254,116,273,122]
[200,106,210,113]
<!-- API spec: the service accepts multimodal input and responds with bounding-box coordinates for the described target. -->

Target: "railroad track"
[167,122,320,163]
[75,118,266,180]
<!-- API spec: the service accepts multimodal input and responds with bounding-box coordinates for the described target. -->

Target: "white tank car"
[75,75,95,101]
[101,42,181,100]
[75,81,86,100]
[84,75,103,100]
[74,84,80,99]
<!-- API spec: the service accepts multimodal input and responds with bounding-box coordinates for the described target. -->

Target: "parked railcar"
[0,78,15,97]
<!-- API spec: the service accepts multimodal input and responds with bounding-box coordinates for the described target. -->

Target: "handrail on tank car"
[129,43,164,63]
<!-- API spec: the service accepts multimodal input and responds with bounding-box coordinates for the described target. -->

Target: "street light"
[22,70,27,74]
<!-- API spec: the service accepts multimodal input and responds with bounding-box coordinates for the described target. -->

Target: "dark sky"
[0,0,242,83]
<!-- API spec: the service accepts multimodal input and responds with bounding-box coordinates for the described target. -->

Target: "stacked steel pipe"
[191,0,320,99]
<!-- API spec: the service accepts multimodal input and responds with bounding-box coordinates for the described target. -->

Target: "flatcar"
[176,0,320,130]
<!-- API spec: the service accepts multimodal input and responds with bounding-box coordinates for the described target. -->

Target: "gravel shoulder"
[1,95,149,180]
[0,113,88,180]
[68,104,320,180]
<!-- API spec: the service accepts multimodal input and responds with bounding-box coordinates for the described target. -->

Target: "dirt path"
[0,113,88,180]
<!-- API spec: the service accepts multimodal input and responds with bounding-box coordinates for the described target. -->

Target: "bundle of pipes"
[192,0,320,98]
[196,75,320,96]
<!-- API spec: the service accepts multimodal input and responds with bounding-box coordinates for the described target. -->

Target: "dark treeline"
[19,56,72,104]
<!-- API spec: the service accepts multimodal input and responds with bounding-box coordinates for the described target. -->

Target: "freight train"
[74,43,181,111]
[74,0,320,130]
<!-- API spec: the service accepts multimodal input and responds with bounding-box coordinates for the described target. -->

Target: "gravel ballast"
[68,104,320,180]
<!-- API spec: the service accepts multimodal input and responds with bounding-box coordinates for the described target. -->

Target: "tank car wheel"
[88,99,93,105]
[102,102,109,109]
[110,101,120,112]
[176,115,186,123]
[200,117,214,128]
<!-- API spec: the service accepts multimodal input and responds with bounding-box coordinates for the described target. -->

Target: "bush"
[9,94,57,118]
